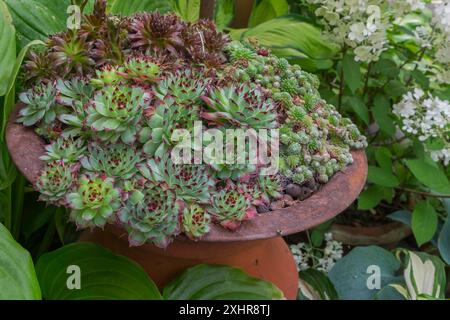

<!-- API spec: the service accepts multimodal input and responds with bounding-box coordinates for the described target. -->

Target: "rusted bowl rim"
[6,103,368,243]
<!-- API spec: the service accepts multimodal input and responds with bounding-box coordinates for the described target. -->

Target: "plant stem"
[362,62,372,97]
[395,187,450,198]
[338,46,347,111]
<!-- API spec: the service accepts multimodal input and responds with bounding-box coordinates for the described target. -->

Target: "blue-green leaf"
[329,246,401,300]
[437,215,450,264]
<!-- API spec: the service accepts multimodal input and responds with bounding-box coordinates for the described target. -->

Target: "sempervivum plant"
[17,82,58,126]
[210,184,258,231]
[201,85,277,130]
[81,144,141,179]
[36,161,77,203]
[40,137,86,164]
[18,2,366,247]
[119,186,183,247]
[182,204,211,240]
[67,174,121,229]
[86,86,149,144]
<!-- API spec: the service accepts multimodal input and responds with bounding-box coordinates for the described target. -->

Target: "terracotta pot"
[330,222,411,247]
[6,104,368,300]
[79,226,299,298]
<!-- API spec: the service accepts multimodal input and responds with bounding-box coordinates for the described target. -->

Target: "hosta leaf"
[298,269,338,300]
[242,15,337,71]
[110,0,172,15]
[214,0,234,30]
[248,0,289,27]
[438,215,450,264]
[0,0,15,97]
[163,264,284,300]
[0,222,41,299]
[1,39,45,136]
[402,251,446,299]
[412,200,438,247]
[405,159,450,195]
[329,246,401,300]
[388,210,412,227]
[5,0,67,47]
[367,165,399,187]
[36,242,162,300]
[171,0,200,22]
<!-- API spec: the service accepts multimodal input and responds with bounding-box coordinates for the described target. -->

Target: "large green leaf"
[373,95,396,136]
[171,0,200,22]
[367,165,400,187]
[0,142,16,190]
[110,0,172,15]
[0,222,41,299]
[36,242,162,300]
[405,159,450,195]
[163,264,284,300]
[298,269,338,300]
[329,246,401,300]
[342,53,362,93]
[0,0,16,97]
[242,15,337,71]
[248,0,289,27]
[214,0,234,30]
[1,40,45,136]
[358,185,387,210]
[412,201,438,247]
[4,0,67,47]
[344,96,369,125]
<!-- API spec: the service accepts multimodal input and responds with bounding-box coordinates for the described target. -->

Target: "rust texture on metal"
[6,103,368,242]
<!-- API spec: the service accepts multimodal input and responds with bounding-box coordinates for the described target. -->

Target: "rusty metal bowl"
[6,103,368,242]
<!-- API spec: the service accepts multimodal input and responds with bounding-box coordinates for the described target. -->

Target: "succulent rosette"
[19,1,366,247]
[86,85,149,144]
[182,204,211,240]
[67,174,121,229]
[36,160,77,203]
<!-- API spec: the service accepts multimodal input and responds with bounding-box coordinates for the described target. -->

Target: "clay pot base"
[79,226,299,299]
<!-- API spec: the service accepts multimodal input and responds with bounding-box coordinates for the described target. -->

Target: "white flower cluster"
[305,0,432,63]
[431,1,450,35]
[430,1,450,85]
[388,0,425,16]
[394,88,450,165]
[290,233,344,273]
[305,0,390,62]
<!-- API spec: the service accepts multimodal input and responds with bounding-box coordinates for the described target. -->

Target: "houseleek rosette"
[67,175,121,229]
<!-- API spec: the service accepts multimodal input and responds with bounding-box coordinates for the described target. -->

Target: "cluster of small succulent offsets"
[18,0,366,248]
